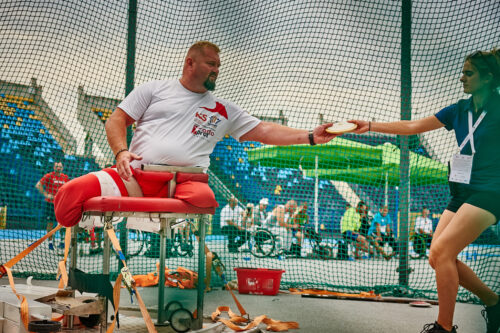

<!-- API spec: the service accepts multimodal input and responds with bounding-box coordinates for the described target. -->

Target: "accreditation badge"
[449,153,473,184]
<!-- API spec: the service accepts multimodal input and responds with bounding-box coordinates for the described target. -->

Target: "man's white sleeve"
[225,102,261,141]
[118,80,160,120]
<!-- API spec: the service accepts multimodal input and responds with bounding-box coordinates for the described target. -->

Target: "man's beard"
[203,74,217,91]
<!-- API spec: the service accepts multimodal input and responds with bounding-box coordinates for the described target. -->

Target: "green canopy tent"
[248,138,447,231]
[302,142,448,186]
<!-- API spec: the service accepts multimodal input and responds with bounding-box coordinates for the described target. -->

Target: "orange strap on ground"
[226,283,247,317]
[57,226,72,289]
[211,306,299,332]
[105,227,157,333]
[288,288,380,299]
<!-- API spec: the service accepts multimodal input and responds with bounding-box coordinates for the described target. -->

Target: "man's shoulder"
[138,79,177,94]
[212,96,246,114]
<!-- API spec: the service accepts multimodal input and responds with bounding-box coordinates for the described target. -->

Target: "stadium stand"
[76,85,121,167]
[0,80,100,228]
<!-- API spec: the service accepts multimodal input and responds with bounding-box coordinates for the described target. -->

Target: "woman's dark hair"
[466,48,500,92]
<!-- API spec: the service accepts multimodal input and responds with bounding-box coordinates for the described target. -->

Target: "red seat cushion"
[133,169,174,197]
[83,196,215,215]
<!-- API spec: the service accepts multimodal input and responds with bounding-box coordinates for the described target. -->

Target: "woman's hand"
[348,120,370,134]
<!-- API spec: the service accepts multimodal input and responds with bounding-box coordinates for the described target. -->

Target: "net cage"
[0,0,498,303]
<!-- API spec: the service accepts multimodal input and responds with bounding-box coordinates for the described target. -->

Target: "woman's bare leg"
[429,205,496,331]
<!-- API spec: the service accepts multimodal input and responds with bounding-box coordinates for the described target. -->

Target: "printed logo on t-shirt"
[200,102,228,119]
[207,115,221,128]
[191,124,215,138]
[194,112,221,128]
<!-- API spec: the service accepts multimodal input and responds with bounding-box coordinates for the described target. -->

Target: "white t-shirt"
[118,79,261,169]
[220,204,244,228]
[415,216,433,234]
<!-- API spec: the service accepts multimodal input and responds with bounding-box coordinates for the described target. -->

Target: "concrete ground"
[0,277,487,333]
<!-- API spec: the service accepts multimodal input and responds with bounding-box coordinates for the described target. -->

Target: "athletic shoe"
[48,243,54,251]
[482,298,500,333]
[420,322,457,332]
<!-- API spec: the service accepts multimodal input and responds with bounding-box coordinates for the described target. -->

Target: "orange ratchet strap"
[0,225,64,331]
[4,267,30,330]
[104,224,157,333]
[0,224,63,278]
[57,227,72,289]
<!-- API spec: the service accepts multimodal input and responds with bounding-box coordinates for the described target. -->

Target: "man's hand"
[312,123,338,144]
[348,120,369,134]
[115,151,143,181]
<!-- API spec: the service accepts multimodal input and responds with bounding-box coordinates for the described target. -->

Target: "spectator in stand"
[220,196,245,253]
[368,205,399,256]
[35,161,69,250]
[340,201,373,259]
[413,206,434,258]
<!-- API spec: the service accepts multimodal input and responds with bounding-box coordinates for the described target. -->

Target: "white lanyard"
[449,109,486,184]
[458,110,487,154]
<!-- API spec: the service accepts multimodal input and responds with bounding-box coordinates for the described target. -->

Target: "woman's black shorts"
[446,185,500,224]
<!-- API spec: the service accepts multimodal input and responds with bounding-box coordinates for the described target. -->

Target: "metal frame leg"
[194,215,207,330]
[157,217,168,325]
[102,220,111,276]
[70,226,78,271]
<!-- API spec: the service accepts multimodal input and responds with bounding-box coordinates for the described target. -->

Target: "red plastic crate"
[234,267,285,295]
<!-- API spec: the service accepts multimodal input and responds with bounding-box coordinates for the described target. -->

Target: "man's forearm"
[105,116,129,156]
[241,122,309,146]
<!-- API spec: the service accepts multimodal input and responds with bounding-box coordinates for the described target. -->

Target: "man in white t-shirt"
[413,207,433,257]
[219,196,245,253]
[54,41,338,229]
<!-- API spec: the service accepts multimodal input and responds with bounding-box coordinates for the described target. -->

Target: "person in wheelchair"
[254,198,270,227]
[267,203,299,257]
[358,202,393,260]
[413,207,434,258]
[284,200,306,257]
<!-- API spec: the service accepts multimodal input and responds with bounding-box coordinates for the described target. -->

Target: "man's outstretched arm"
[240,121,337,145]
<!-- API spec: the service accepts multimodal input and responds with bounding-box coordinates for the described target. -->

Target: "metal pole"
[195,215,207,330]
[384,171,388,207]
[398,0,412,288]
[157,219,167,325]
[118,0,138,272]
[314,155,319,233]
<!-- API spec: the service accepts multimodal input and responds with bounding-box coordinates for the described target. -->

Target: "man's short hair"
[188,41,220,55]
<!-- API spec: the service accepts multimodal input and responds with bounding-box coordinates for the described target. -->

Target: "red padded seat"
[83,196,216,215]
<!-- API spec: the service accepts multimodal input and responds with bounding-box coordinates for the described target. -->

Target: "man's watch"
[308,130,316,146]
